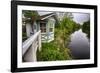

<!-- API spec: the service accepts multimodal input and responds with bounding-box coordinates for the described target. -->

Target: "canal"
[68,29,90,59]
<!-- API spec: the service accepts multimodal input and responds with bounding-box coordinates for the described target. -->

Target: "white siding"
[38,17,55,42]
[26,23,32,37]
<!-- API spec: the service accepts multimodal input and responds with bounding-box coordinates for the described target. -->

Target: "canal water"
[68,29,90,59]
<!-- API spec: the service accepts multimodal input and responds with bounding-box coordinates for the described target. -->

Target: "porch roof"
[38,13,55,20]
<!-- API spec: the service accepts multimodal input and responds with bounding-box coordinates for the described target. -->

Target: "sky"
[38,11,90,25]
[72,13,90,25]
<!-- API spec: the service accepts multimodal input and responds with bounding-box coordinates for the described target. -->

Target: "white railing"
[41,33,54,42]
[22,30,41,62]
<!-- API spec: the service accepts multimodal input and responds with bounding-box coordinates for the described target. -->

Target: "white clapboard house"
[22,12,56,62]
[24,12,55,42]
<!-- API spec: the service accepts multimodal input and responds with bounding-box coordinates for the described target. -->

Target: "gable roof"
[22,12,56,23]
[39,13,55,20]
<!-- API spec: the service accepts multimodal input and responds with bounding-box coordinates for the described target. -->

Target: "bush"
[37,43,71,61]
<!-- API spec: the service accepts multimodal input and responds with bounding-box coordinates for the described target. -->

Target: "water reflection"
[68,29,90,59]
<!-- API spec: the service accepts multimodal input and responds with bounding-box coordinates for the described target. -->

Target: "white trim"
[17,5,94,68]
[22,30,41,56]
[41,13,55,20]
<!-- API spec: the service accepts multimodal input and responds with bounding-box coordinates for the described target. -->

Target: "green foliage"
[55,17,81,48]
[37,43,72,61]
[23,10,39,19]
[37,13,81,61]
[72,23,81,32]
[22,10,39,23]
[22,32,27,42]
[59,17,73,33]
[82,21,90,38]
[59,17,81,34]
[22,32,26,37]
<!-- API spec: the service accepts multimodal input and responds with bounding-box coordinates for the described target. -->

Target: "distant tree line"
[82,21,90,38]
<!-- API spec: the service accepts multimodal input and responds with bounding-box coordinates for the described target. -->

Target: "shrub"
[37,43,71,61]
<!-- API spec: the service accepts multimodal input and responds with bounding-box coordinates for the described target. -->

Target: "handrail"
[22,30,41,56]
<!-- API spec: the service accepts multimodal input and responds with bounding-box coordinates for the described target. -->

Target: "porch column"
[26,23,32,37]
[38,30,41,51]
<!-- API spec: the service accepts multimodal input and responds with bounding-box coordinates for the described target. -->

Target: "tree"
[22,10,39,24]
[82,21,90,38]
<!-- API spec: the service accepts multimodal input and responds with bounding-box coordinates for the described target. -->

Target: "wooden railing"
[41,33,54,42]
[22,30,41,62]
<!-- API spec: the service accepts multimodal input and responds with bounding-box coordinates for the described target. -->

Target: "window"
[50,23,53,27]
[40,22,46,33]
[49,21,54,32]
[49,28,53,32]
